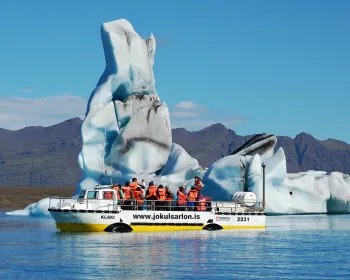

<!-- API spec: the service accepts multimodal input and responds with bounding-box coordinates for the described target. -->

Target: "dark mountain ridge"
[1,118,349,187]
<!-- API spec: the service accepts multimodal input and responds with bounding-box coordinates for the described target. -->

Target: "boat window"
[87,191,98,199]
[78,190,86,199]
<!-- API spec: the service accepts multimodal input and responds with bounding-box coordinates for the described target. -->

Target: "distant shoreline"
[0,186,76,210]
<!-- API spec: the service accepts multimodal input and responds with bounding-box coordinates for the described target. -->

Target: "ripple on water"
[0,212,350,280]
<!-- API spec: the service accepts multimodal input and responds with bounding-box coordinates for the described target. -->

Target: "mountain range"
[1,118,349,187]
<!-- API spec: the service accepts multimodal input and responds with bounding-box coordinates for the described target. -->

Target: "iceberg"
[202,136,350,214]
[77,19,203,194]
[6,19,350,216]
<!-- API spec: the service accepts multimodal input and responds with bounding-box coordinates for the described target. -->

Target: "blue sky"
[0,0,349,142]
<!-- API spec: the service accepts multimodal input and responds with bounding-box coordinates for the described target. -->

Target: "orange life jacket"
[158,188,166,201]
[195,181,204,191]
[122,186,132,199]
[177,191,187,205]
[188,190,198,202]
[134,190,144,205]
[130,182,138,192]
[197,197,206,211]
[146,185,158,199]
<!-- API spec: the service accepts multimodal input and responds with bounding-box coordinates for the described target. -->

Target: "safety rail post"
[262,163,266,210]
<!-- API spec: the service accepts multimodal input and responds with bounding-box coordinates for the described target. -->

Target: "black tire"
[104,223,133,233]
[202,224,223,231]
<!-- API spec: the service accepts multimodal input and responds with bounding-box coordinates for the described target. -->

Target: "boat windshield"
[78,190,86,199]
[87,191,98,199]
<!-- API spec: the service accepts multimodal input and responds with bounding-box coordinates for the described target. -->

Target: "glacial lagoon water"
[1,211,350,280]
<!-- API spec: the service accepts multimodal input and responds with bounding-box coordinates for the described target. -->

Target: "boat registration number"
[237,217,250,222]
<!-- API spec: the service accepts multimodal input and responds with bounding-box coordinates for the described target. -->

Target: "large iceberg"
[6,19,350,216]
[202,134,350,214]
[77,19,203,192]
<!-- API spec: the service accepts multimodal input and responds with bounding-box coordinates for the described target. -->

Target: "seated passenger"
[196,194,206,211]
[122,182,134,210]
[104,191,113,200]
[165,186,173,210]
[134,187,145,210]
[176,186,187,211]
[156,185,166,211]
[187,186,198,211]
[146,181,158,210]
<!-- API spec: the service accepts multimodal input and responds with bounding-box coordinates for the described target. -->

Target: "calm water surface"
[0,211,349,280]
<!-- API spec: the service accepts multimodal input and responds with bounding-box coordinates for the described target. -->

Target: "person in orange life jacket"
[204,196,212,211]
[164,186,173,210]
[156,185,166,211]
[130,177,145,192]
[146,181,158,210]
[134,187,145,210]
[176,186,187,211]
[130,178,139,195]
[194,176,204,191]
[122,182,134,209]
[146,181,158,200]
[196,193,207,211]
[187,186,198,210]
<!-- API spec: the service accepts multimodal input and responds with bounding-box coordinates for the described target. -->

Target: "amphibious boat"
[48,187,266,232]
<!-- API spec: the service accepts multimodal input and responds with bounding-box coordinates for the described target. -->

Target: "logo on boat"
[216,216,230,221]
[101,215,115,219]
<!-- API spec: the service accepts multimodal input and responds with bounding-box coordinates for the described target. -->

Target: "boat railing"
[48,197,265,212]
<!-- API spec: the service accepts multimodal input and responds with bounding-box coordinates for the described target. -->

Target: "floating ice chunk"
[327,172,350,213]
[5,198,60,217]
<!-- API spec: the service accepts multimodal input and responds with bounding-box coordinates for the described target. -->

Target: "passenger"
[194,176,204,192]
[176,186,187,211]
[156,185,166,211]
[165,186,173,211]
[134,187,145,210]
[122,182,134,210]
[130,178,139,192]
[204,196,212,211]
[112,184,124,204]
[146,181,158,210]
[196,194,207,211]
[104,191,113,200]
[141,179,146,189]
[130,178,145,194]
[187,186,198,211]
